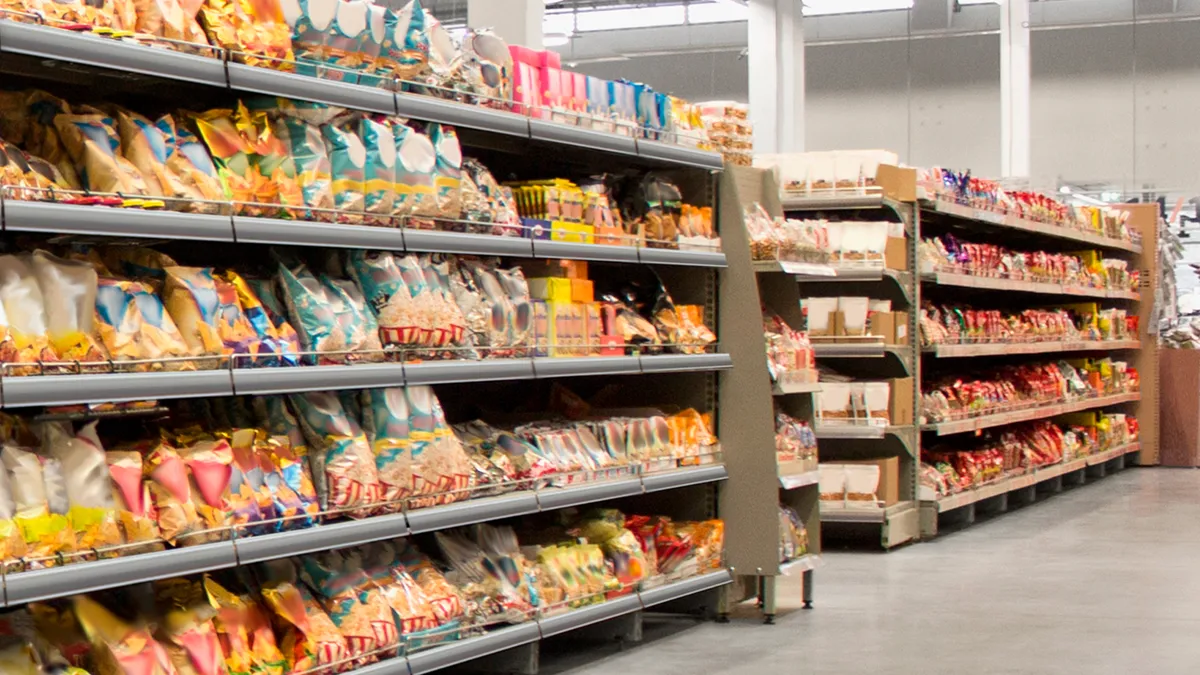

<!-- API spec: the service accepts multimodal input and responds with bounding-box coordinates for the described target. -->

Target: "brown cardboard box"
[874,164,917,202]
[885,237,908,271]
[889,376,914,425]
[892,311,910,345]
[845,456,900,506]
[869,312,895,343]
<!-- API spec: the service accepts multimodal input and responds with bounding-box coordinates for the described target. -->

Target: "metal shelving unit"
[916,197,1160,537]
[782,177,923,552]
[0,22,746,674]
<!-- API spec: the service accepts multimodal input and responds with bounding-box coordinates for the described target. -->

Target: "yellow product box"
[584,302,602,356]
[551,220,596,244]
[571,278,594,304]
[528,277,573,303]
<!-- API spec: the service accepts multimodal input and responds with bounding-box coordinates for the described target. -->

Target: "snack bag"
[258,433,319,530]
[131,0,208,46]
[0,455,26,562]
[106,449,164,552]
[39,421,123,552]
[427,124,462,219]
[345,250,415,350]
[129,280,198,370]
[405,386,472,505]
[224,271,300,367]
[395,540,466,624]
[163,266,227,359]
[0,255,60,370]
[143,440,205,545]
[245,278,303,363]
[360,388,411,508]
[393,121,437,219]
[271,115,335,222]
[74,596,176,675]
[323,277,384,359]
[321,115,367,222]
[289,391,381,516]
[189,107,280,217]
[157,114,227,208]
[213,272,268,361]
[30,250,109,370]
[205,576,287,675]
[2,442,76,562]
[320,0,374,83]
[116,109,185,201]
[197,0,294,70]
[95,278,150,369]
[376,1,430,83]
[260,581,348,675]
[53,113,150,196]
[298,553,395,664]
[277,259,346,363]
[158,603,230,675]
[179,437,234,542]
[360,117,397,225]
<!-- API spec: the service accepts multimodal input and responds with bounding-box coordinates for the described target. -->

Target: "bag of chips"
[132,0,208,46]
[106,449,164,553]
[321,115,367,223]
[271,115,335,222]
[223,271,300,368]
[74,596,176,675]
[297,552,395,665]
[257,433,319,531]
[179,437,234,542]
[53,112,150,196]
[157,114,227,209]
[2,442,74,563]
[406,386,472,506]
[162,266,228,360]
[360,117,396,225]
[277,259,346,364]
[393,121,438,219]
[95,278,148,369]
[157,603,229,675]
[395,540,466,625]
[190,105,287,217]
[30,251,109,371]
[323,277,384,360]
[143,440,206,545]
[0,255,60,371]
[197,0,294,70]
[39,421,123,553]
[261,581,349,675]
[428,124,462,219]
[130,279,198,370]
[289,392,381,516]
[205,575,286,675]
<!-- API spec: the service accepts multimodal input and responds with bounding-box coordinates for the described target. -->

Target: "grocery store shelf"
[0,21,228,86]
[923,271,1140,300]
[638,568,733,608]
[395,94,531,138]
[5,200,235,242]
[0,370,234,408]
[779,470,819,490]
[821,500,919,549]
[813,342,891,358]
[234,512,410,565]
[924,339,1143,358]
[405,359,537,386]
[406,623,542,675]
[814,424,910,440]
[637,247,729,267]
[781,192,885,211]
[751,260,837,276]
[538,594,643,638]
[528,118,638,156]
[535,477,645,511]
[921,197,1142,254]
[226,62,397,114]
[530,356,642,378]
[929,392,1141,436]
[772,380,822,395]
[3,540,237,606]
[231,363,407,396]
[639,353,734,373]
[636,139,725,170]
[405,492,542,535]
[778,554,821,575]
[530,239,640,264]
[641,464,729,493]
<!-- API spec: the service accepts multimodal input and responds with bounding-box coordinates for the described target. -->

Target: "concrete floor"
[555,468,1200,675]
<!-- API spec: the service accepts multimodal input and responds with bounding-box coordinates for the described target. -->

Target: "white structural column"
[1000,0,1031,178]
[748,0,805,155]
[467,0,545,50]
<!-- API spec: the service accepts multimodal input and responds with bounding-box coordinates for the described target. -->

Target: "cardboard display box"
[889,376,914,426]
[845,456,900,506]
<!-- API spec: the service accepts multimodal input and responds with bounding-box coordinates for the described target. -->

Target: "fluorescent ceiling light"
[802,0,914,16]
[689,0,749,23]
[544,32,572,46]
[573,5,687,32]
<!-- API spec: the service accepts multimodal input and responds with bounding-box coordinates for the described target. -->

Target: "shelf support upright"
[467,0,545,50]
[1000,0,1031,178]
[748,0,804,155]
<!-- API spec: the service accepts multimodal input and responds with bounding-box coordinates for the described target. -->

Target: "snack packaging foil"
[198,0,294,70]
[289,391,381,515]
[205,576,286,675]
[53,112,150,196]
[2,442,76,562]
[261,581,349,674]
[157,115,227,208]
[144,440,205,545]
[0,255,60,372]
[393,121,437,218]
[323,276,384,359]
[163,266,229,358]
[271,115,334,222]
[179,437,234,542]
[277,259,346,363]
[346,250,417,350]
[360,116,397,224]
[40,421,123,553]
[245,278,303,364]
[225,271,300,367]
[74,596,177,675]
[321,114,367,223]
[106,449,164,552]
[117,110,212,212]
[428,124,462,219]
[30,250,109,369]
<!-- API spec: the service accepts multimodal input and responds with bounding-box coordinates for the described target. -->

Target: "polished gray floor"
[558,468,1200,675]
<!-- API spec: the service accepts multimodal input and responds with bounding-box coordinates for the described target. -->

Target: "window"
[802,0,914,16]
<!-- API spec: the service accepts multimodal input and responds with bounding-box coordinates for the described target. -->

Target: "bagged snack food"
[289,391,381,516]
[3,442,75,562]
[393,121,438,219]
[143,440,206,545]
[163,266,228,359]
[427,124,462,219]
[131,0,208,46]
[345,250,414,350]
[30,251,109,369]
[261,581,349,675]
[74,596,176,675]
[258,433,319,530]
[0,255,60,370]
[361,116,397,225]
[106,449,164,552]
[277,259,346,363]
[396,540,466,625]
[245,278,303,360]
[53,112,150,196]
[223,428,270,534]
[178,437,234,542]
[271,115,335,222]
[323,277,384,359]
[94,279,147,368]
[213,272,269,362]
[0,456,26,563]
[224,271,300,368]
[405,386,472,506]
[321,114,368,222]
[205,576,286,675]
[130,280,197,370]
[298,552,397,664]
[197,0,294,70]
[190,105,294,218]
[157,115,227,208]
[156,599,229,675]
[376,1,430,83]
[361,388,411,507]
[39,421,122,552]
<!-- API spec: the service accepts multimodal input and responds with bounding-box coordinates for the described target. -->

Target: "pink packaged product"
[572,72,589,119]
[541,65,565,122]
[509,45,539,68]
[512,60,544,118]
[538,49,561,69]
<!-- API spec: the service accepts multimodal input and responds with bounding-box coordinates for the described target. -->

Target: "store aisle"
[551,469,1200,675]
